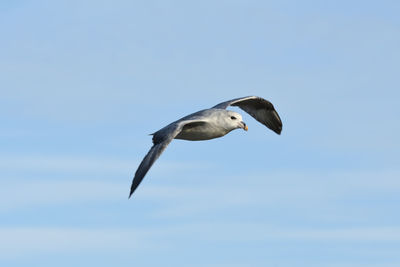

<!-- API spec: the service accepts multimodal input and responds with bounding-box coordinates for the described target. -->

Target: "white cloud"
[0,227,144,259]
[0,155,133,173]
[1,167,399,214]
[138,168,400,217]
[1,224,399,259]
[0,154,213,174]
[0,180,124,211]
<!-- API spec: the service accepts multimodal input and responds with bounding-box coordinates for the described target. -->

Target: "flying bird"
[129,96,282,198]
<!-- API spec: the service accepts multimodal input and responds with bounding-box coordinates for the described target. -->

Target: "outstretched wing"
[213,96,282,134]
[129,120,201,198]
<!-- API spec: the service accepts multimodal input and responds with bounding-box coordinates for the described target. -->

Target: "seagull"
[129,96,282,198]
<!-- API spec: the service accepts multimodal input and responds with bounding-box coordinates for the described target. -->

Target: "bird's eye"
[230,116,236,120]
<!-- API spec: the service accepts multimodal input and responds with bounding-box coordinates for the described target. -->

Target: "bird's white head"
[225,111,248,131]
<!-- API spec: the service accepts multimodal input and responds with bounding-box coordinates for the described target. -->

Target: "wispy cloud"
[1,224,399,259]
[139,168,400,217]
[0,180,124,211]
[0,155,134,173]
[0,155,213,174]
[1,167,399,214]
[0,227,144,259]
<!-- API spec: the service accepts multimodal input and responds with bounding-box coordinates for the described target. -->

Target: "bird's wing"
[129,119,203,198]
[213,96,282,134]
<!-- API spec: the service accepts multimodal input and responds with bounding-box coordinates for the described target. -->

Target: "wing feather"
[129,120,201,197]
[213,96,282,134]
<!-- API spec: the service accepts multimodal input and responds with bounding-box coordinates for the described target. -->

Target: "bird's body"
[129,96,282,198]
[156,109,243,142]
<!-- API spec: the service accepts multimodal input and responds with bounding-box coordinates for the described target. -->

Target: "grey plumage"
[129,96,282,198]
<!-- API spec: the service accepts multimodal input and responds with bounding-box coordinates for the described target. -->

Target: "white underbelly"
[175,124,229,141]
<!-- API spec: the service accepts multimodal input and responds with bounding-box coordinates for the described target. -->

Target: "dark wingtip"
[276,126,282,135]
[272,110,282,135]
[268,120,282,135]
[128,188,134,199]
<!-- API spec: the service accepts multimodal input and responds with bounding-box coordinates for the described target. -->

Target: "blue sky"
[1,0,400,266]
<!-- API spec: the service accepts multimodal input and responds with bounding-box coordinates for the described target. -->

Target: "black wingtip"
[268,121,282,135]
[272,110,282,135]
[128,188,134,199]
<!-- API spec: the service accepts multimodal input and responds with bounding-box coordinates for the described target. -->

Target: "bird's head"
[226,111,248,131]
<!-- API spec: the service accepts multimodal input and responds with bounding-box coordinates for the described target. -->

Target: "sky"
[1,0,400,266]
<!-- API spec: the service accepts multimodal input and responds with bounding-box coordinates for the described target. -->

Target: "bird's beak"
[241,121,248,131]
